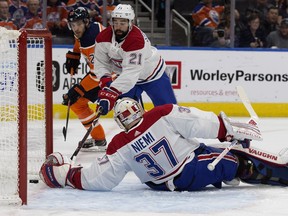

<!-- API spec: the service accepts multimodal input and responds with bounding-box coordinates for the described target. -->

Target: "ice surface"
[1,117,288,216]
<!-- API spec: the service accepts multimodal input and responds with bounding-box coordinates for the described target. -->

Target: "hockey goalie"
[40,98,288,191]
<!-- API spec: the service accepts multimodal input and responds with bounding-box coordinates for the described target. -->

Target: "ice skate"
[81,138,107,152]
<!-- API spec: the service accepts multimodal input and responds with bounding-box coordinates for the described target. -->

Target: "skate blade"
[80,147,106,152]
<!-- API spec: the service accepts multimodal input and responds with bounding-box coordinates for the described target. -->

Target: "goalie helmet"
[114,97,144,131]
[111,4,135,30]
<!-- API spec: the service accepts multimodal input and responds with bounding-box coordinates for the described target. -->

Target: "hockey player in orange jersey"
[63,7,106,151]
[192,0,226,46]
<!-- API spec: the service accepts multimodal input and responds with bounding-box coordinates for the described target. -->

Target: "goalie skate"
[81,138,107,152]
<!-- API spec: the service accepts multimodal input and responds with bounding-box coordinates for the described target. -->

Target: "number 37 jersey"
[80,104,221,191]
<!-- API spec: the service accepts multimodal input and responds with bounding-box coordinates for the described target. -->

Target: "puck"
[29,179,39,184]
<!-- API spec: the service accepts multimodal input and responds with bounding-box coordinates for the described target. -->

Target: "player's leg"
[71,73,106,151]
[70,97,106,151]
[209,143,288,186]
[119,86,143,102]
[145,144,238,191]
[173,144,238,191]
[142,72,177,106]
[232,149,288,186]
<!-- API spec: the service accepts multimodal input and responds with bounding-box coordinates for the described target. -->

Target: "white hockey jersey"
[94,25,166,94]
[80,104,221,191]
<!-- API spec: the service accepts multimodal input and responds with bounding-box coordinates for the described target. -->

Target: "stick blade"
[62,126,67,141]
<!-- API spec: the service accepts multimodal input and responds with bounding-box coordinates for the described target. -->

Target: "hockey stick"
[207,86,260,171]
[139,94,144,110]
[62,77,73,141]
[236,86,259,121]
[207,140,238,171]
[70,107,103,163]
[62,100,71,141]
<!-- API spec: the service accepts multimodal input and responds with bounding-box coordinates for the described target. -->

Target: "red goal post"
[0,28,53,205]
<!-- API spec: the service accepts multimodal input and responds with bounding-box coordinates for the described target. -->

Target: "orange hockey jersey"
[0,19,18,30]
[73,22,105,73]
[192,2,224,29]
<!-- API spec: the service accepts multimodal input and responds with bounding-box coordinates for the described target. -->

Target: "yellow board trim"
[53,103,288,119]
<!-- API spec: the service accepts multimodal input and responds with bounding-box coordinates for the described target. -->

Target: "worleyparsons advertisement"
[51,47,288,117]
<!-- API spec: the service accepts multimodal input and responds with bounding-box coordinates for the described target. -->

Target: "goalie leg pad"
[234,151,288,186]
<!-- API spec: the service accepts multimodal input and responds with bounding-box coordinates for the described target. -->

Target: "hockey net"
[0,27,53,205]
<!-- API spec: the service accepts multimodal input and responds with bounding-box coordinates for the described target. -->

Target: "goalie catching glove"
[65,51,81,75]
[62,84,86,106]
[39,152,82,189]
[218,111,262,147]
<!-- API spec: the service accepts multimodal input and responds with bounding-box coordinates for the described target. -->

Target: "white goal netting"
[0,27,51,205]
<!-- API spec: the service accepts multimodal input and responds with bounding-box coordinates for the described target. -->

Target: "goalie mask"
[114,97,144,131]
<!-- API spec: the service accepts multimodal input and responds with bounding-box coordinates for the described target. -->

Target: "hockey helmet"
[67,7,90,27]
[111,4,135,30]
[114,97,144,131]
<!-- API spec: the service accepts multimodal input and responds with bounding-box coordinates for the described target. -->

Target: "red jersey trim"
[96,25,145,52]
[106,104,174,155]
[121,26,145,52]
[96,26,113,43]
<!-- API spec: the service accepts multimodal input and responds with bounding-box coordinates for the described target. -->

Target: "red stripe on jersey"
[121,26,145,52]
[96,25,145,52]
[145,57,162,80]
[198,153,237,163]
[156,156,189,181]
[106,104,174,155]
[96,26,113,43]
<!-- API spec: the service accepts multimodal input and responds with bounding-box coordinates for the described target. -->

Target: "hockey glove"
[39,152,82,188]
[62,84,86,106]
[97,87,121,115]
[218,111,262,142]
[65,51,81,75]
[99,76,113,89]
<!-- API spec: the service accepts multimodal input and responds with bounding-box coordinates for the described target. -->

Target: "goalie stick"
[207,140,238,171]
[236,85,259,121]
[70,107,103,164]
[207,86,260,171]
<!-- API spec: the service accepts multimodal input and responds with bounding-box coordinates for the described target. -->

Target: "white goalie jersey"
[80,104,221,191]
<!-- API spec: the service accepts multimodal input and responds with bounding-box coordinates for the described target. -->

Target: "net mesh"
[0,27,48,205]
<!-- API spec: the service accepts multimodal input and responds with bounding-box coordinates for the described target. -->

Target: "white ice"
[2,117,288,216]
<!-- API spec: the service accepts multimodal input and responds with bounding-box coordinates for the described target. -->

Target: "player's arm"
[39,152,128,191]
[96,48,144,115]
[65,40,81,75]
[166,105,262,142]
[166,105,220,139]
[81,154,128,190]
[110,49,144,94]
[94,41,113,79]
